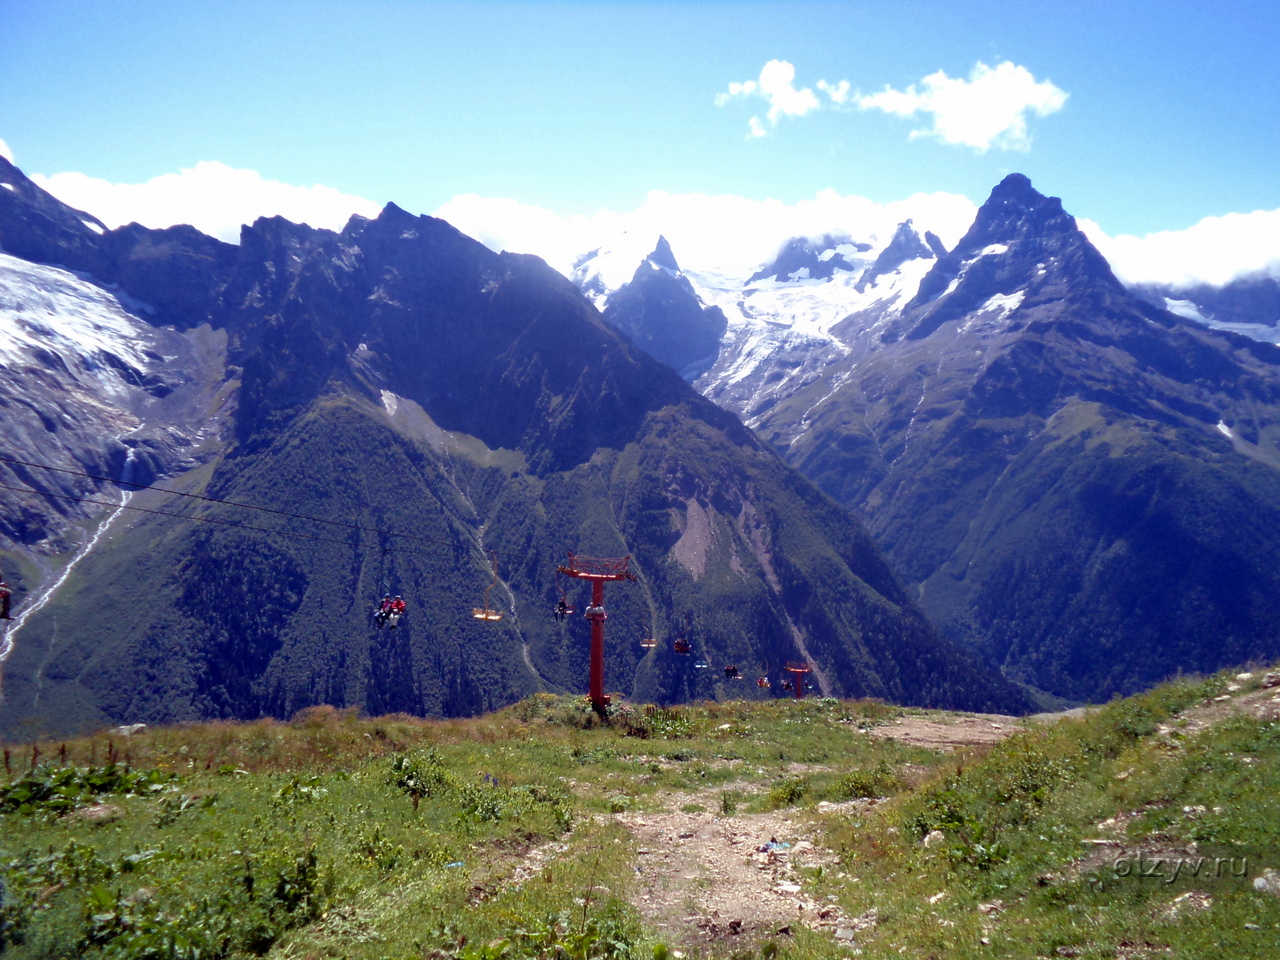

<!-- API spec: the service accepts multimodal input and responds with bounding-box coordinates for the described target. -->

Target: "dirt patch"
[866,713,1024,751]
[1156,676,1280,741]
[616,791,855,949]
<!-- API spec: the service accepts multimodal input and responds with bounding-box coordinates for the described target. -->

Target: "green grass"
[1,672,1278,958]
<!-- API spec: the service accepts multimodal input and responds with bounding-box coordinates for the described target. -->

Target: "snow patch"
[380,390,399,417]
[981,291,1024,314]
[81,219,104,235]
[0,253,153,388]
[1164,298,1208,323]
[1,182,14,191]
[1163,297,1280,344]
[1216,421,1233,438]
[979,243,1009,257]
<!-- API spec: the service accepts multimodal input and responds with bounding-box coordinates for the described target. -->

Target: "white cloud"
[717,59,827,137]
[30,161,381,242]
[0,139,14,163]
[434,188,978,284]
[817,79,851,105]
[1079,209,1280,288]
[858,61,1067,152]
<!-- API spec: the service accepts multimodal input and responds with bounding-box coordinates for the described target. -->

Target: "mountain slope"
[0,168,1029,737]
[746,174,1280,701]
[598,237,727,380]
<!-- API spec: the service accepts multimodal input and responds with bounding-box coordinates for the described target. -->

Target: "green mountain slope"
[0,186,1029,737]
[752,175,1280,702]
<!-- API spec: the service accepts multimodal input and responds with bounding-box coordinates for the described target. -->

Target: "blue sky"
[3,1,1278,283]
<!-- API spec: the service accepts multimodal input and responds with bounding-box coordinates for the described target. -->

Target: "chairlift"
[0,579,11,621]
[784,661,812,699]
[472,551,505,622]
[694,660,710,670]
[756,659,771,688]
[553,571,576,622]
[640,636,658,650]
[673,611,693,655]
[724,665,741,680]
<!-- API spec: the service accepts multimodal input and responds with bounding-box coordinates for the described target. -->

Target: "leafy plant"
[0,763,175,815]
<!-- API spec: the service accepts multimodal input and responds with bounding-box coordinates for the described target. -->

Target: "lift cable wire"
[0,480,390,549]
[0,453,456,550]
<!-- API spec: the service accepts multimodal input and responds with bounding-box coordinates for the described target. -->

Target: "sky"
[2,1,1279,287]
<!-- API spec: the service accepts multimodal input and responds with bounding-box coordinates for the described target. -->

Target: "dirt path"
[866,712,1025,751]
[501,682,1280,953]
[614,791,866,950]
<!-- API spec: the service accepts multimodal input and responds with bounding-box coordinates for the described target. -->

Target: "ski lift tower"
[557,552,636,715]
[784,662,812,700]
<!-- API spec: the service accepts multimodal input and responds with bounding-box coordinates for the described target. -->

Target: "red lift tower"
[784,661,811,700]
[556,553,636,715]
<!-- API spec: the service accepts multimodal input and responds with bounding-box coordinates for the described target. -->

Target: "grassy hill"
[1,665,1278,958]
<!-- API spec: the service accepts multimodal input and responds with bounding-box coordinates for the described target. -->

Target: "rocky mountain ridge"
[0,159,1026,737]
[589,174,1280,702]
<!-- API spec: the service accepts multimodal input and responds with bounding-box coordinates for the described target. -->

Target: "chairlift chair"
[472,551,505,622]
[553,571,577,622]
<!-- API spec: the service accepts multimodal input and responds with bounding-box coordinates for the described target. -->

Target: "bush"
[830,761,904,800]
[766,776,809,810]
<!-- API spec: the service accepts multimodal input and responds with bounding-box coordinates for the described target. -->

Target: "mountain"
[747,234,870,283]
[0,161,1028,738]
[1131,273,1280,345]
[597,237,727,380]
[692,221,943,433]
[720,174,1280,702]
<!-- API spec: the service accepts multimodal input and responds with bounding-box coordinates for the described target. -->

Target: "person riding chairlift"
[381,595,406,630]
[374,594,393,627]
[555,598,571,622]
[0,579,11,621]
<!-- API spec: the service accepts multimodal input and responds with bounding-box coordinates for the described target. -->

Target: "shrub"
[830,761,904,800]
[766,776,809,810]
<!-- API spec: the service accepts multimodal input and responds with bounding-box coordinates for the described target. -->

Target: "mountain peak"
[857,219,936,290]
[964,174,1069,250]
[891,175,1125,341]
[648,235,680,272]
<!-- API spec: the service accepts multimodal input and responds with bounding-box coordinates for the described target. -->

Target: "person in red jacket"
[385,596,406,628]
[0,579,10,620]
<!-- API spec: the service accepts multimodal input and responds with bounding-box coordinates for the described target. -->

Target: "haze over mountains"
[0,156,1025,739]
